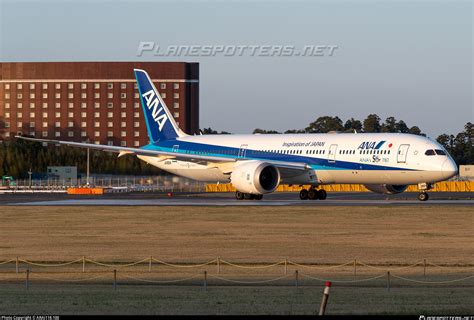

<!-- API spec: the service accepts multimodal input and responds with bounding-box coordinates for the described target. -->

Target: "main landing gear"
[299,187,327,200]
[417,183,433,202]
[235,191,263,201]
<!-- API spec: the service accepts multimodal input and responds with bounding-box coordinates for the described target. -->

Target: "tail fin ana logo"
[142,89,168,131]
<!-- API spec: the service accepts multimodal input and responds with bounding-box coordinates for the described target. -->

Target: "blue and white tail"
[134,69,187,143]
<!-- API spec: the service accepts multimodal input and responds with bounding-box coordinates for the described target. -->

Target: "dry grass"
[0,205,472,265]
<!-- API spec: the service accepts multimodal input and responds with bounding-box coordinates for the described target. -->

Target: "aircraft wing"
[15,136,310,172]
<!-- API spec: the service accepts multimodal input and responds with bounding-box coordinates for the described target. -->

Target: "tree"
[396,120,409,133]
[363,114,381,133]
[252,129,281,134]
[305,116,344,133]
[381,116,397,133]
[408,126,423,136]
[201,127,218,135]
[284,129,306,134]
[344,118,362,132]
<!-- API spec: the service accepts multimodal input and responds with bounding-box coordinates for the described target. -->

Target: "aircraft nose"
[441,158,458,179]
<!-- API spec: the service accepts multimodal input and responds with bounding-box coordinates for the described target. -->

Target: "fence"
[0,257,472,290]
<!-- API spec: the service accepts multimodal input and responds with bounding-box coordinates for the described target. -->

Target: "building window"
[134,141,140,147]
[161,93,166,98]
[107,112,113,118]
[108,141,113,146]
[68,121,73,127]
[55,83,61,89]
[173,83,179,90]
[5,83,10,89]
[94,102,100,108]
[134,131,140,137]
[68,131,74,137]
[55,122,60,127]
[30,122,35,127]
[55,93,61,99]
[17,103,23,109]
[133,121,139,128]
[29,83,35,90]
[121,83,127,89]
[29,112,35,118]
[55,102,60,109]
[68,83,74,89]
[4,122,10,128]
[121,141,127,147]
[107,131,113,137]
[134,102,139,109]
[94,93,100,99]
[81,112,86,118]
[81,83,87,89]
[107,122,113,128]
[5,103,10,109]
[121,93,126,99]
[42,93,48,99]
[94,83,100,89]
[42,102,48,108]
[68,112,74,118]
[81,122,86,127]
[81,93,87,99]
[42,122,48,128]
[42,83,48,90]
[68,102,74,109]
[17,112,23,118]
[121,121,126,128]
[29,132,35,136]
[174,112,179,118]
[107,83,113,89]
[42,112,48,118]
[4,93,10,99]
[42,131,48,137]
[55,112,61,118]
[108,93,113,99]
[107,102,113,108]
[17,93,23,99]
[94,122,100,128]
[120,131,126,137]
[81,102,87,109]
[17,83,23,90]
[121,112,126,118]
[174,93,179,99]
[94,131,100,137]
[5,132,11,138]
[30,93,35,99]
[173,102,179,109]
[121,102,126,109]
[68,93,74,99]
[134,83,138,89]
[160,83,166,90]
[55,132,61,137]
[94,112,100,118]
[17,122,23,128]
[5,112,10,118]
[30,102,35,109]
[81,131,87,137]
[134,112,139,118]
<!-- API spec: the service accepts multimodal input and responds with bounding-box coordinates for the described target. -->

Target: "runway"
[3,192,473,206]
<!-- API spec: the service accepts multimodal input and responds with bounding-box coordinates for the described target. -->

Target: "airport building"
[0,62,199,147]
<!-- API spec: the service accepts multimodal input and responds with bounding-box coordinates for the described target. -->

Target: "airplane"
[16,69,458,202]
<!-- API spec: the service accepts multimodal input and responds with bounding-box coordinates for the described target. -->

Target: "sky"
[1,0,472,138]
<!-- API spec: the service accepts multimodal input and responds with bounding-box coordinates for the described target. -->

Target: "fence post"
[203,271,207,291]
[295,270,299,289]
[217,257,220,274]
[149,256,152,272]
[387,271,390,292]
[423,259,426,278]
[284,259,288,275]
[16,257,19,273]
[26,269,30,290]
[319,281,332,315]
[82,256,85,273]
[113,269,117,290]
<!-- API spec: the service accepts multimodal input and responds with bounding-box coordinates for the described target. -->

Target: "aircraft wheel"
[308,188,318,200]
[299,189,309,200]
[235,191,245,200]
[418,192,429,201]
[318,189,327,200]
[254,194,263,200]
[244,193,253,200]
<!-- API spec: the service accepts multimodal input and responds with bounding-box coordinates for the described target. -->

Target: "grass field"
[0,205,472,314]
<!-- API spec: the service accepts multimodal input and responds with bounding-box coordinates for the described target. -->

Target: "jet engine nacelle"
[230,161,280,194]
[364,184,408,194]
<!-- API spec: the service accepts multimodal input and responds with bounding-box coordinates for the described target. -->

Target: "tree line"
[0,114,472,178]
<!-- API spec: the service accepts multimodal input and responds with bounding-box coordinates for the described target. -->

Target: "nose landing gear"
[417,183,433,202]
[300,187,327,200]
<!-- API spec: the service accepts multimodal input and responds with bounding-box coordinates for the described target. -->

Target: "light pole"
[28,168,32,189]
[86,148,90,187]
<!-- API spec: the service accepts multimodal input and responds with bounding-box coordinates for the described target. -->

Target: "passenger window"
[435,149,447,155]
[425,150,436,156]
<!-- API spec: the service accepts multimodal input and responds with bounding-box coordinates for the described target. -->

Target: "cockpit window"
[435,149,447,155]
[425,150,436,156]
